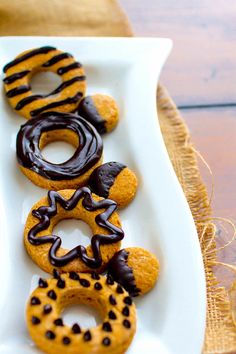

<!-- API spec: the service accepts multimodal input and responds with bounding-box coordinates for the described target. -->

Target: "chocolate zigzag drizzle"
[107,249,140,297]
[16,111,103,180]
[28,187,124,268]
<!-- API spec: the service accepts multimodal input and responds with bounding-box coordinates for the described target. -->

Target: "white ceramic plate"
[0,37,206,354]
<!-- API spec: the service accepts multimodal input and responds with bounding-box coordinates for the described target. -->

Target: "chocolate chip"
[79,279,90,287]
[47,290,57,300]
[102,322,112,332]
[52,269,60,279]
[116,285,124,294]
[91,272,100,280]
[83,330,92,341]
[94,282,102,290]
[108,310,117,320]
[123,319,131,329]
[54,318,64,326]
[102,337,111,346]
[45,330,56,340]
[62,336,71,345]
[122,306,130,317]
[109,295,117,305]
[72,323,81,334]
[38,278,48,288]
[57,278,65,289]
[31,316,40,325]
[43,304,52,314]
[106,274,114,285]
[31,296,41,305]
[69,272,80,280]
[124,296,132,305]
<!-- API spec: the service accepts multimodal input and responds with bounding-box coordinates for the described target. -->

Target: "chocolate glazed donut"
[16,112,103,189]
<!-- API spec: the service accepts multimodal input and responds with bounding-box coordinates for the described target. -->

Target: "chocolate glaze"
[30,92,83,116]
[77,96,106,134]
[89,162,126,199]
[42,52,72,67]
[28,187,124,268]
[3,46,56,73]
[3,70,30,84]
[57,62,82,75]
[16,111,102,180]
[107,249,140,297]
[6,85,30,98]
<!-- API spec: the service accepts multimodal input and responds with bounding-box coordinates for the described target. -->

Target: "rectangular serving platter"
[0,37,206,354]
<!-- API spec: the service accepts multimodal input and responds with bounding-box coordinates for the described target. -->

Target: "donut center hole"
[31,71,62,95]
[63,303,102,328]
[53,219,93,249]
[40,129,79,164]
[41,141,77,164]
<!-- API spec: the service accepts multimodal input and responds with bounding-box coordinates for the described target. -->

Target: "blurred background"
[120,0,236,286]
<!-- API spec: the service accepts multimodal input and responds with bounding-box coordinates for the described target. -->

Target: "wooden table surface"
[120,0,236,288]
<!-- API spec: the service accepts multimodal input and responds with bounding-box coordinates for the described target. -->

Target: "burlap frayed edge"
[156,84,236,353]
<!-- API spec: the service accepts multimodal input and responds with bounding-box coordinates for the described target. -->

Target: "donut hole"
[62,303,103,329]
[53,219,93,249]
[40,129,79,164]
[30,71,62,95]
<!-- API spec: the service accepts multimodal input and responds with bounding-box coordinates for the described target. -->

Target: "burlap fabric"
[0,0,235,352]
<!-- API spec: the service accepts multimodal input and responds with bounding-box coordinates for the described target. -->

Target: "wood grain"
[120,0,236,294]
[119,0,236,106]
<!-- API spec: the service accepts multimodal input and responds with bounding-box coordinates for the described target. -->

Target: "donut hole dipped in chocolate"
[77,94,119,134]
[88,162,138,208]
[24,188,124,274]
[16,111,103,190]
[107,248,160,297]
[3,46,86,119]
[26,273,136,354]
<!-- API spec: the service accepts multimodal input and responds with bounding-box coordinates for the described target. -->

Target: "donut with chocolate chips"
[24,187,124,274]
[26,273,136,354]
[77,94,119,134]
[107,247,160,296]
[88,162,138,208]
[3,46,86,119]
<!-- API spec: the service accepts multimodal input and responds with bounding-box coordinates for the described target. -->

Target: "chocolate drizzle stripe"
[89,162,126,199]
[14,77,85,112]
[57,62,82,75]
[30,92,83,116]
[6,85,30,98]
[77,96,106,134]
[28,187,124,268]
[3,46,56,73]
[3,70,30,84]
[42,53,73,67]
[107,249,140,297]
[15,95,42,111]
[49,76,86,96]
[16,112,103,180]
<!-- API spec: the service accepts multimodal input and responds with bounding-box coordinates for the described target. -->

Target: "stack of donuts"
[3,46,160,354]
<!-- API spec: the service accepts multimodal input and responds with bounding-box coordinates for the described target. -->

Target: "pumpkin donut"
[24,188,124,274]
[26,272,136,354]
[3,46,86,119]
[16,112,103,190]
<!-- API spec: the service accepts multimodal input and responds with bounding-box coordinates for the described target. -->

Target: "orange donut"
[3,46,86,119]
